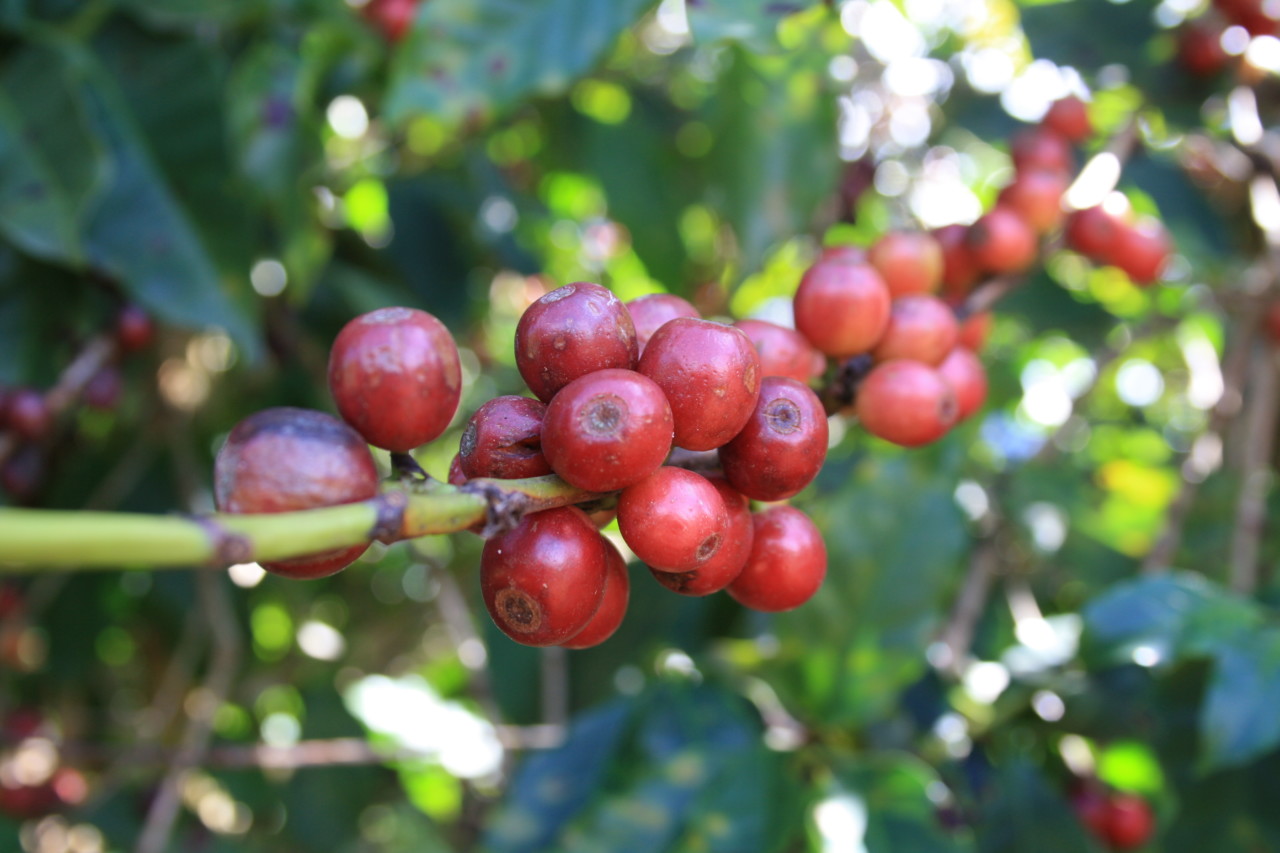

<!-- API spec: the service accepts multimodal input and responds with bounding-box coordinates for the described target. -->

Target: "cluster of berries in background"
[1175,0,1280,78]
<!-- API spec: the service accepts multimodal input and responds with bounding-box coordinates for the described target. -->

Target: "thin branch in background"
[1228,344,1280,593]
[936,527,1003,679]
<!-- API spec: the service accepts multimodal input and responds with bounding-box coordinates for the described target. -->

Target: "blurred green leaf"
[977,760,1102,853]
[1200,629,1280,772]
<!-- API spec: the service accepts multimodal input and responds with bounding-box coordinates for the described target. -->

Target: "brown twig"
[1227,344,1280,593]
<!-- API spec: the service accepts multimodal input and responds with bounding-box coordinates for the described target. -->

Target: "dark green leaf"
[976,760,1102,853]
[826,754,975,853]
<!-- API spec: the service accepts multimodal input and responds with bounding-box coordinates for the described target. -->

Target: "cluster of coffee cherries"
[0,305,154,503]
[1177,0,1280,78]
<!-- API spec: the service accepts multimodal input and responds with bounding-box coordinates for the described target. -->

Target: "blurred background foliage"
[0,0,1278,850]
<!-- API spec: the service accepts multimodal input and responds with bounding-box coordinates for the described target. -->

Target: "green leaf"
[687,0,805,51]
[385,0,657,128]
[1200,628,1280,771]
[0,45,107,263]
[977,760,1103,853]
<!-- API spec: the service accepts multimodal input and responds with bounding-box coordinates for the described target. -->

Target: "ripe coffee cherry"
[480,507,607,646]
[872,295,960,366]
[458,396,550,480]
[938,347,988,421]
[967,207,1038,275]
[618,467,728,572]
[542,369,673,492]
[1042,96,1092,143]
[116,304,155,352]
[855,360,958,447]
[1103,794,1155,850]
[1009,127,1074,174]
[1178,23,1229,76]
[650,477,752,596]
[957,311,993,352]
[447,454,467,486]
[626,293,699,354]
[720,377,828,501]
[561,537,630,648]
[998,169,1069,234]
[329,306,462,452]
[934,224,981,298]
[7,389,50,440]
[1111,219,1171,285]
[1065,205,1121,260]
[794,255,891,356]
[214,407,379,578]
[516,282,638,403]
[83,366,123,411]
[363,0,417,40]
[868,231,944,297]
[727,506,827,612]
[733,319,826,384]
[638,318,760,451]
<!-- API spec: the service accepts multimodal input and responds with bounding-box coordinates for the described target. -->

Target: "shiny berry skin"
[733,319,825,384]
[1009,126,1074,174]
[727,506,827,612]
[363,0,417,41]
[872,295,960,366]
[1178,23,1229,77]
[1066,205,1121,260]
[1111,219,1171,285]
[934,224,982,298]
[967,207,1038,275]
[957,311,993,352]
[542,369,673,492]
[868,231,944,297]
[329,306,462,452]
[458,396,550,480]
[480,507,607,646]
[998,169,1069,234]
[855,360,958,447]
[561,537,630,648]
[618,467,729,572]
[720,377,828,501]
[1104,794,1155,850]
[794,256,892,356]
[638,318,761,451]
[83,366,123,411]
[116,304,155,352]
[516,282,638,403]
[1042,96,1092,143]
[938,347,988,421]
[650,477,752,596]
[214,407,379,578]
[626,293,699,354]
[7,389,50,440]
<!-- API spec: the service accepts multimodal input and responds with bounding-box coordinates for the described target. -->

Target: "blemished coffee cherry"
[638,318,760,451]
[83,366,123,411]
[7,389,50,440]
[967,207,1038,275]
[1065,205,1120,260]
[542,369,673,492]
[938,347,988,421]
[458,396,550,480]
[116,304,155,352]
[1042,96,1092,143]
[561,537,630,648]
[480,507,607,646]
[329,306,462,452]
[516,282,638,403]
[957,311,993,352]
[720,377,828,501]
[650,477,752,596]
[1111,218,1171,285]
[727,506,827,612]
[626,293,699,354]
[214,407,379,578]
[794,255,891,357]
[855,360,958,447]
[867,231,944,297]
[733,319,826,384]
[998,169,1069,234]
[1178,22,1229,76]
[934,224,982,298]
[872,295,960,366]
[618,467,729,572]
[1009,126,1074,174]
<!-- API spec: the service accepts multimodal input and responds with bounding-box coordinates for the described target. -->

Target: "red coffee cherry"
[1178,22,1229,77]
[83,366,124,411]
[1111,218,1171,285]
[1072,789,1112,843]
[1215,0,1277,35]
[7,389,50,440]
[626,293,699,354]
[727,506,827,612]
[561,537,630,648]
[855,360,958,447]
[967,207,1038,275]
[957,311,993,352]
[938,347,988,421]
[329,306,462,452]
[1042,96,1092,143]
[733,319,826,384]
[934,224,982,298]
[868,231,944,297]
[1009,126,1074,174]
[998,169,1069,234]
[1103,794,1155,851]
[115,304,155,352]
[618,467,729,572]
[638,318,761,451]
[458,395,550,480]
[650,477,753,596]
[363,0,417,41]
[542,368,673,492]
[515,282,638,403]
[447,454,468,486]
[872,295,960,366]
[480,507,607,646]
[820,244,867,263]
[214,407,379,578]
[720,377,828,501]
[794,256,892,356]
[1065,205,1121,260]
